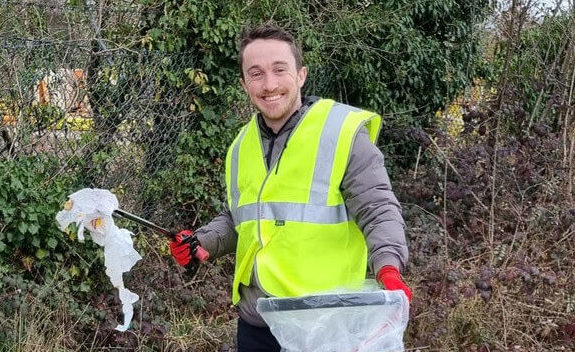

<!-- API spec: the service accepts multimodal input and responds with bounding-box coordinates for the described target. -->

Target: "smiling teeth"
[263,95,281,101]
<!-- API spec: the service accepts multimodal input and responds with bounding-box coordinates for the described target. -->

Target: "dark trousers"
[237,317,281,352]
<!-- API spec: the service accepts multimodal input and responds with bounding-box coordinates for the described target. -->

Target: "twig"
[499,289,509,347]
[566,50,575,202]
[540,228,575,256]
[509,327,542,349]
[443,157,449,262]
[401,202,441,222]
[413,146,422,179]
[527,44,553,132]
[501,188,525,269]
[504,296,573,318]
[489,121,500,265]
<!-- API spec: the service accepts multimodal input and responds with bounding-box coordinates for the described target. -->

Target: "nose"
[262,73,279,92]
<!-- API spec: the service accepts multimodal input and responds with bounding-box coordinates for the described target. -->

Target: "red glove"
[170,230,201,266]
[377,265,412,302]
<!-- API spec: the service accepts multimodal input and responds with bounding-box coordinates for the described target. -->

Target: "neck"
[263,99,303,134]
[264,116,289,134]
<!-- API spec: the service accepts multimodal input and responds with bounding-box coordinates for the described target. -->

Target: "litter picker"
[112,208,209,262]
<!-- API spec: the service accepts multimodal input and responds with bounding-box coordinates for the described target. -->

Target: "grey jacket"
[195,96,408,327]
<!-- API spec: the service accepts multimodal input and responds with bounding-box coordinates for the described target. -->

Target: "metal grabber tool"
[112,209,209,262]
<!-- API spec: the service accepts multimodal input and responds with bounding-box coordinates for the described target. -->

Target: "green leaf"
[10,177,23,189]
[47,238,58,249]
[79,281,91,292]
[18,222,28,234]
[28,224,39,235]
[35,249,49,259]
[68,265,80,278]
[2,207,15,218]
[31,237,40,247]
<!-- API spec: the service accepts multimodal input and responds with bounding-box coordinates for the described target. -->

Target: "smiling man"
[169,24,411,352]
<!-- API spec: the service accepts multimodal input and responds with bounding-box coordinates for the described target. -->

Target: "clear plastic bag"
[256,281,409,352]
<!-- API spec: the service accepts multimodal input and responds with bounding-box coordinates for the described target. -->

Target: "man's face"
[240,39,307,129]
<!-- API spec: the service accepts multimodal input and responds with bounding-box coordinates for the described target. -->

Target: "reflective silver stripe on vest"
[232,202,349,224]
[309,103,360,205]
[230,126,249,211]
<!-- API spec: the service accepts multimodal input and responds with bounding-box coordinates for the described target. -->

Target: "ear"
[297,66,307,88]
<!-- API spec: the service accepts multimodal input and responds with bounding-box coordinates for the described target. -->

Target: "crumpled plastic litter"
[256,280,409,352]
[56,188,142,331]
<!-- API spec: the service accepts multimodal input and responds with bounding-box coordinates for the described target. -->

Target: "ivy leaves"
[0,156,84,270]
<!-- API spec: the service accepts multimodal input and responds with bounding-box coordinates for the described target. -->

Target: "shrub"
[0,156,104,291]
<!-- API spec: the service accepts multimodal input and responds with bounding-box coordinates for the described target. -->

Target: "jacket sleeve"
[341,127,408,274]
[194,203,238,260]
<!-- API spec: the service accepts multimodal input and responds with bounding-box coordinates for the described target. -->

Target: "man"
[169,24,411,352]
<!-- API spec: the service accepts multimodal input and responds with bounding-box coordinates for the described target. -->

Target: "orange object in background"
[34,68,93,117]
[2,69,94,130]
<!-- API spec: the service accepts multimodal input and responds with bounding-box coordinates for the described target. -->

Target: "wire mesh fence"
[0,0,427,226]
[0,1,209,221]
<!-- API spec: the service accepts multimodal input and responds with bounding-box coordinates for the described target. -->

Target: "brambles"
[398,27,574,342]
[401,106,574,349]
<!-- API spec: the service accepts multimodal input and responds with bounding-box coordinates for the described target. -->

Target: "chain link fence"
[0,1,210,221]
[0,0,426,224]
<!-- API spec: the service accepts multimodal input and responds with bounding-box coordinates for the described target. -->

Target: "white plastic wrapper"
[256,281,409,352]
[56,188,142,331]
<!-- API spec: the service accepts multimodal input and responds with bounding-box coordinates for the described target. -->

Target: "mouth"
[261,94,283,102]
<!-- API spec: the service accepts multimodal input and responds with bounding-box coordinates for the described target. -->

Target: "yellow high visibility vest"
[225,99,381,304]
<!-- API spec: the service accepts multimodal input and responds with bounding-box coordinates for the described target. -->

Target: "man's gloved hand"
[169,230,200,267]
[376,265,413,302]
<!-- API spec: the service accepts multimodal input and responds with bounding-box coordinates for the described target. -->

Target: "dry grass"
[2,297,87,351]
[1,293,237,352]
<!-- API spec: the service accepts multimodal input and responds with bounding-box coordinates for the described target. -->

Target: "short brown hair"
[238,24,303,78]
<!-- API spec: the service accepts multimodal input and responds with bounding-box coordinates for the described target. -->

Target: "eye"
[249,71,263,79]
